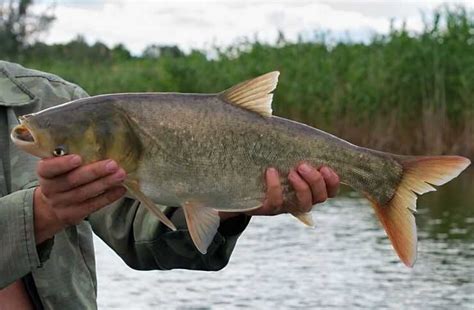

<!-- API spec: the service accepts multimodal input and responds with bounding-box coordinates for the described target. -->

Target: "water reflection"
[94,171,474,309]
[417,171,474,242]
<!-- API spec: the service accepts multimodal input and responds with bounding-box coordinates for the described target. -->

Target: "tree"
[143,44,184,59]
[0,0,55,57]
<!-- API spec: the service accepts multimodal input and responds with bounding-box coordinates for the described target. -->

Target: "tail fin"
[369,156,470,267]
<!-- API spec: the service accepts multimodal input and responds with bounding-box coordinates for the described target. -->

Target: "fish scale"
[118,93,404,212]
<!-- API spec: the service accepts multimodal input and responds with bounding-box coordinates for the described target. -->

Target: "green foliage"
[9,6,474,156]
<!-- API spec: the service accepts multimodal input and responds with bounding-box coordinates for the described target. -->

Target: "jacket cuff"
[218,214,251,237]
[36,237,55,263]
[146,209,251,271]
[0,188,42,288]
[168,207,251,237]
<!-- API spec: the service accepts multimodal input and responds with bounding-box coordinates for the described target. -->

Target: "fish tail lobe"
[369,155,470,267]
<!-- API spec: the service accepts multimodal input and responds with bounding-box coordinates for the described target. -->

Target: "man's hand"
[251,163,340,216]
[220,163,340,220]
[33,155,127,244]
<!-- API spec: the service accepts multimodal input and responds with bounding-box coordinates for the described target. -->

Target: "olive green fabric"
[0,61,250,309]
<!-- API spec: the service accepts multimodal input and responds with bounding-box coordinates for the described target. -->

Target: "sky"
[33,0,474,55]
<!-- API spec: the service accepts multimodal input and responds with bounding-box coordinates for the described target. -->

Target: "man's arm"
[0,186,40,288]
[0,154,127,289]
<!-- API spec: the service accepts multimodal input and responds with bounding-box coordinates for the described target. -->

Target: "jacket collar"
[0,67,37,107]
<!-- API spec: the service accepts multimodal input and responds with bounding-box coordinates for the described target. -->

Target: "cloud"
[32,0,474,55]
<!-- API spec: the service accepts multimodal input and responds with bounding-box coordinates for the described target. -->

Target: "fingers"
[297,163,328,204]
[265,168,284,208]
[251,164,341,217]
[40,159,121,194]
[289,168,313,211]
[249,168,283,216]
[56,187,127,226]
[80,186,127,215]
[43,168,126,207]
[37,155,82,179]
[260,168,284,215]
[34,156,128,242]
[320,166,340,198]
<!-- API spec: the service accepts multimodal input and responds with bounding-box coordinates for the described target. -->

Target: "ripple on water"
[95,195,474,309]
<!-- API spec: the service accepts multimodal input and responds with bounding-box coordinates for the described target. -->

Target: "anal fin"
[183,202,220,254]
[292,212,315,227]
[123,179,176,231]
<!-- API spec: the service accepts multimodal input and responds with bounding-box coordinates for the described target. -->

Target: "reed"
[20,6,473,157]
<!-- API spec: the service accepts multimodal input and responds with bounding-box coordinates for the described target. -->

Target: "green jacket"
[0,61,250,309]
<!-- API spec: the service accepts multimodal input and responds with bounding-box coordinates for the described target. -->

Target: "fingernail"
[298,163,312,174]
[70,155,81,166]
[288,169,297,180]
[105,160,118,173]
[267,167,278,178]
[320,166,331,178]
[115,169,126,181]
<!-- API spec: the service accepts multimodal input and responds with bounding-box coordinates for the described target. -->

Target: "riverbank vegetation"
[3,5,473,157]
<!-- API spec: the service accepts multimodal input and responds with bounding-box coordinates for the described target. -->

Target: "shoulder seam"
[14,74,70,86]
[0,68,36,101]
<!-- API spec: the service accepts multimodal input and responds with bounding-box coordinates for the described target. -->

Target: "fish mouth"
[11,121,51,159]
[11,123,36,145]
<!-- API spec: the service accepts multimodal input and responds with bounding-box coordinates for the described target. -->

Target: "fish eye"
[53,146,67,157]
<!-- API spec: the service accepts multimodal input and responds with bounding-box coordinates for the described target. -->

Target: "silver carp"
[11,72,470,266]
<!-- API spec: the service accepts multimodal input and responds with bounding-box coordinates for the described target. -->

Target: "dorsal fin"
[219,71,279,117]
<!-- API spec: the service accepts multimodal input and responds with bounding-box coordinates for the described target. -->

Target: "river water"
[94,173,474,309]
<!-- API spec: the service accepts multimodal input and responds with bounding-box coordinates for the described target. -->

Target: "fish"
[11,72,470,267]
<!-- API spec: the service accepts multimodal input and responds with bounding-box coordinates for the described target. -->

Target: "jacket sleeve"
[0,77,89,288]
[0,186,44,288]
[88,200,250,271]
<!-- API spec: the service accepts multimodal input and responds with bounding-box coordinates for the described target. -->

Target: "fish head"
[11,101,142,171]
[11,113,58,158]
[11,107,106,162]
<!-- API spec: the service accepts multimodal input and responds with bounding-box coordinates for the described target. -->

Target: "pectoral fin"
[183,202,220,254]
[292,212,315,227]
[123,179,176,231]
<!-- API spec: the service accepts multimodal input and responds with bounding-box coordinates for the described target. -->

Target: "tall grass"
[21,6,474,157]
